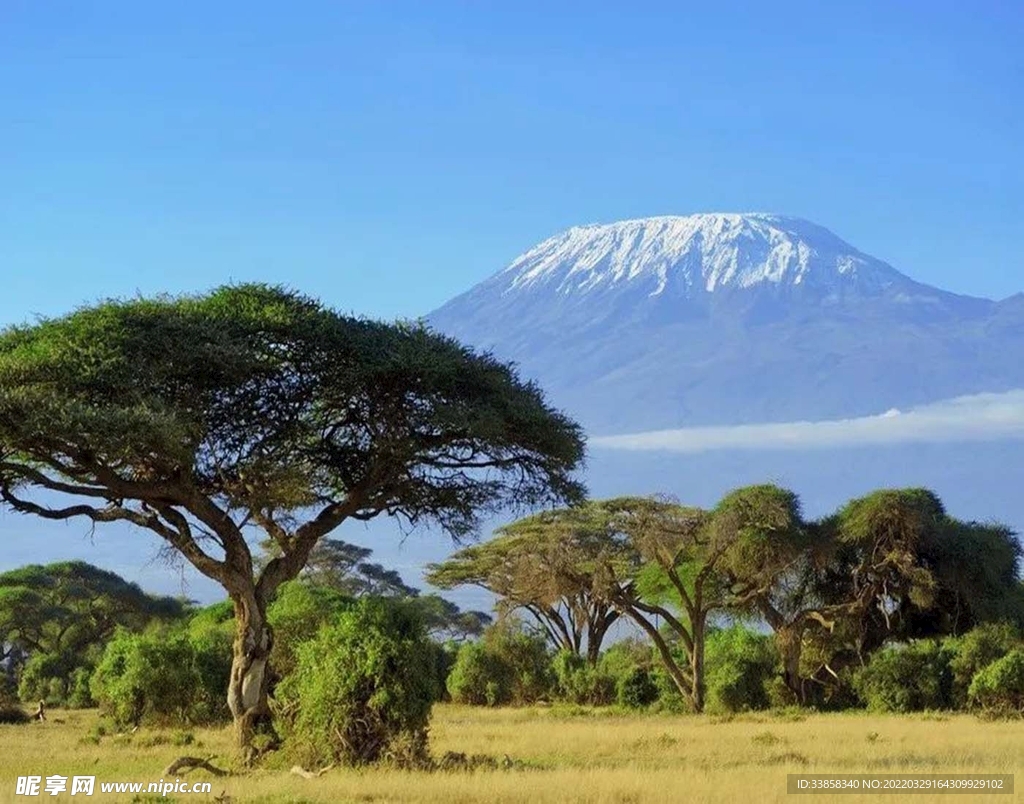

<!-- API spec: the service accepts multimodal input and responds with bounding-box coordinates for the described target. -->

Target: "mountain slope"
[428,214,1024,433]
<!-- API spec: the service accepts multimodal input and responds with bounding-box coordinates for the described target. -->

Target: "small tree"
[258,538,419,598]
[0,285,585,756]
[447,642,514,706]
[617,666,659,709]
[552,650,616,705]
[446,621,553,705]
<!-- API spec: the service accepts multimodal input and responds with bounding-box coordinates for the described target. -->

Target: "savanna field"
[0,705,1020,804]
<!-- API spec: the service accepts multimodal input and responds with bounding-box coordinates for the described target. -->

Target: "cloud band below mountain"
[590,390,1024,453]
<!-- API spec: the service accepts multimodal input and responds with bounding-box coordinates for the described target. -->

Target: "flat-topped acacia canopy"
[0,283,586,755]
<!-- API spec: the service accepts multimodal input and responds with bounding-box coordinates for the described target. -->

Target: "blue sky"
[2,1,1022,328]
[1,2,1023,601]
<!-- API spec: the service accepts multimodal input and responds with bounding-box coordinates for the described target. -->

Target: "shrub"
[274,597,439,767]
[448,622,553,706]
[599,638,655,679]
[447,642,514,706]
[649,646,690,713]
[968,649,1024,716]
[854,640,954,713]
[617,666,659,709]
[948,623,1021,707]
[66,667,94,709]
[426,641,458,702]
[552,651,616,705]
[17,652,74,706]
[705,626,779,713]
[90,627,230,727]
[0,689,28,725]
[485,622,554,704]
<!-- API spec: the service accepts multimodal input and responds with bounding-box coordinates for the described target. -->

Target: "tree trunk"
[622,606,694,709]
[227,590,275,762]
[585,608,619,666]
[690,622,705,714]
[775,625,805,704]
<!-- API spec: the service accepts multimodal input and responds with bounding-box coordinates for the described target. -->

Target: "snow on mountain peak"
[501,213,902,297]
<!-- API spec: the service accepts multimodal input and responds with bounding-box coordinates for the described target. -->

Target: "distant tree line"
[429,486,1024,715]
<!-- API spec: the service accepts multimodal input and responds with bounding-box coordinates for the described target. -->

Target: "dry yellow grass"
[0,705,1020,803]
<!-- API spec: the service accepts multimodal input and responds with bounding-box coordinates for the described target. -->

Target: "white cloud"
[590,390,1024,453]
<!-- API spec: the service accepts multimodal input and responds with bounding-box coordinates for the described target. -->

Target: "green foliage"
[594,639,661,708]
[552,651,616,706]
[0,284,586,544]
[649,644,691,713]
[427,505,620,659]
[185,600,235,640]
[446,622,553,706]
[968,649,1024,716]
[704,626,780,714]
[617,666,659,709]
[66,667,94,709]
[948,623,1022,707]
[926,523,1024,632]
[90,627,230,728]
[274,597,438,767]
[265,581,353,680]
[423,641,459,703]
[853,641,955,713]
[18,652,73,706]
[713,485,807,580]
[0,562,186,707]
[484,622,554,704]
[447,642,514,706]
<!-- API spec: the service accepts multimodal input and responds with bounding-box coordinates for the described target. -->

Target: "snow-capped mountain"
[501,213,904,297]
[428,213,1024,434]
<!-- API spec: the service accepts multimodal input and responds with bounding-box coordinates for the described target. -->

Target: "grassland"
[0,705,1020,803]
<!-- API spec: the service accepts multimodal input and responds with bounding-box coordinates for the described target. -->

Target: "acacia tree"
[805,491,1021,691]
[0,285,585,756]
[515,487,800,712]
[257,537,419,597]
[427,506,620,664]
[0,562,184,655]
[598,494,779,713]
[439,495,736,711]
[724,488,1023,703]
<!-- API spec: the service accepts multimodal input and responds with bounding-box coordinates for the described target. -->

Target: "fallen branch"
[289,764,334,779]
[163,756,230,777]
